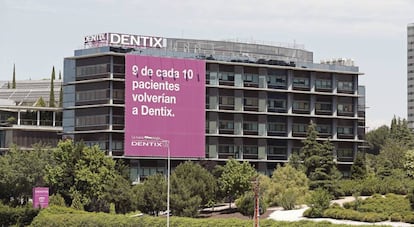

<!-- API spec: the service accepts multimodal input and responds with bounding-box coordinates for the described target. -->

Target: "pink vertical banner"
[33,187,49,208]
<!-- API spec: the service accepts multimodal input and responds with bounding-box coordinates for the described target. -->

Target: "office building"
[64,33,365,181]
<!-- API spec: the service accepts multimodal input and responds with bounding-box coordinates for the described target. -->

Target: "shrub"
[49,194,66,207]
[0,204,39,226]
[360,212,388,223]
[390,213,403,222]
[403,214,414,224]
[304,188,332,218]
[235,191,266,218]
[278,188,300,210]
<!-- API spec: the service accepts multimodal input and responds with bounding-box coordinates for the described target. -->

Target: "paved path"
[267,205,413,227]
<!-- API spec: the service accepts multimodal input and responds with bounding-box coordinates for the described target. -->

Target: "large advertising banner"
[125,55,205,157]
[33,187,49,209]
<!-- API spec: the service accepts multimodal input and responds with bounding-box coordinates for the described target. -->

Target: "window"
[267,146,287,159]
[267,75,286,88]
[243,74,259,86]
[243,121,258,132]
[338,103,353,114]
[76,64,109,77]
[244,97,258,108]
[293,77,309,88]
[292,124,307,134]
[244,146,258,154]
[293,101,309,111]
[316,124,331,135]
[219,120,234,130]
[268,99,286,112]
[315,102,332,113]
[338,81,353,92]
[76,115,107,127]
[219,96,235,108]
[76,89,108,102]
[337,149,354,162]
[218,72,235,85]
[315,79,332,90]
[267,123,286,133]
[338,126,353,135]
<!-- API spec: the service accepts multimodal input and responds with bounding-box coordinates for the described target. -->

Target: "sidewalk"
[267,206,412,227]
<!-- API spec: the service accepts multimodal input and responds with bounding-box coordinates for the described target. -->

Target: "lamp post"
[144,136,170,227]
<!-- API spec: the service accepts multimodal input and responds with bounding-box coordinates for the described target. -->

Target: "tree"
[12,63,16,89]
[305,188,332,217]
[351,152,367,179]
[49,66,55,107]
[45,140,84,205]
[365,125,389,155]
[133,174,166,216]
[170,161,217,217]
[0,145,52,206]
[218,159,256,208]
[267,164,309,209]
[378,139,408,170]
[35,96,46,107]
[390,117,414,148]
[288,152,304,171]
[58,70,62,80]
[59,85,63,107]
[235,191,267,218]
[301,122,338,194]
[7,81,10,89]
[404,150,414,178]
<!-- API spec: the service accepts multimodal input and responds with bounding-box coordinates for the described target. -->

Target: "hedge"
[0,203,39,227]
[31,206,379,227]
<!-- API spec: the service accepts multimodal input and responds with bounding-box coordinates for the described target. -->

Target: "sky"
[1,0,414,130]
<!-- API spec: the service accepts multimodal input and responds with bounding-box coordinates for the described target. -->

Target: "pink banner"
[33,187,49,208]
[125,55,205,157]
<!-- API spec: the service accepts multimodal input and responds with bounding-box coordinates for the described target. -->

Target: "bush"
[278,188,300,210]
[304,188,332,218]
[0,203,39,226]
[235,191,266,218]
[49,194,66,207]
[403,214,414,224]
[390,213,403,222]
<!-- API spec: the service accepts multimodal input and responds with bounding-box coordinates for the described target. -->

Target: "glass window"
[219,96,235,106]
[267,75,286,88]
[268,123,286,133]
[338,127,353,135]
[244,146,258,154]
[219,120,234,130]
[293,77,309,88]
[76,115,108,127]
[315,79,332,89]
[243,121,258,131]
[338,81,353,91]
[292,124,307,133]
[338,104,353,113]
[243,74,259,84]
[76,64,109,77]
[315,102,332,112]
[218,72,235,83]
[268,99,286,111]
[244,97,258,107]
[316,124,331,134]
[293,101,309,111]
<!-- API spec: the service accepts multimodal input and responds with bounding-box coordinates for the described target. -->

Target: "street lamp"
[144,136,170,227]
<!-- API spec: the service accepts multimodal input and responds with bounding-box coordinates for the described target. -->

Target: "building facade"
[64,33,365,182]
[408,23,414,129]
[0,80,63,153]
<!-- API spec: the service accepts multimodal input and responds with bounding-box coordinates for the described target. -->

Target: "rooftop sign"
[84,33,167,48]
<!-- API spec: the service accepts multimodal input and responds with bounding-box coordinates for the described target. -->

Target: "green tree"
[45,140,84,205]
[267,164,309,209]
[365,125,389,155]
[12,63,16,89]
[301,122,339,194]
[170,161,217,217]
[70,190,84,210]
[49,193,66,207]
[235,191,267,218]
[133,174,166,216]
[58,70,62,80]
[218,159,256,208]
[0,145,52,206]
[351,152,367,180]
[404,150,414,178]
[390,117,414,148]
[72,145,117,212]
[288,152,304,171]
[58,84,63,107]
[7,81,10,89]
[49,66,55,107]
[35,96,46,107]
[378,139,408,170]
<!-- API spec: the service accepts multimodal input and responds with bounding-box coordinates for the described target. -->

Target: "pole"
[254,177,259,227]
[167,141,170,227]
